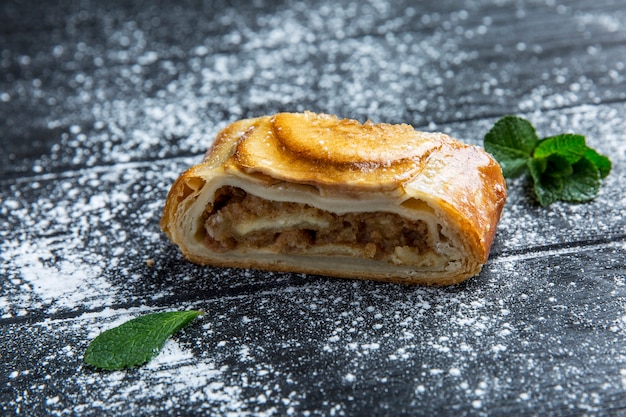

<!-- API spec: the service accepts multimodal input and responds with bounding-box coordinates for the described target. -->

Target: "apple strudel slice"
[161,111,506,285]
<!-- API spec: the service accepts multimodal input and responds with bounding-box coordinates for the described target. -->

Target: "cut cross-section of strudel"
[161,112,506,285]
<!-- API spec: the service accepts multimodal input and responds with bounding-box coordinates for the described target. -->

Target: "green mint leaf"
[533,134,587,164]
[528,155,601,206]
[84,310,202,371]
[583,147,612,179]
[544,154,573,177]
[528,158,563,206]
[559,158,601,202]
[485,115,612,206]
[484,115,539,178]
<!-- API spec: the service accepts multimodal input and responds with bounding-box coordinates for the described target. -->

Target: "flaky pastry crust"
[161,112,506,285]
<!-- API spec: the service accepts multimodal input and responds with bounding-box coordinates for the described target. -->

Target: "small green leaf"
[484,115,612,206]
[528,155,601,206]
[545,154,573,177]
[583,147,612,179]
[533,134,587,164]
[559,158,601,202]
[84,310,202,370]
[484,116,539,178]
[528,158,562,206]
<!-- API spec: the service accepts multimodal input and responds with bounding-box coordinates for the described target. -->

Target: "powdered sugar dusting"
[4,1,626,178]
[2,1,626,415]
[0,162,183,317]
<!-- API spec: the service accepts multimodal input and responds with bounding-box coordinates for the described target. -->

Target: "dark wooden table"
[1,1,625,415]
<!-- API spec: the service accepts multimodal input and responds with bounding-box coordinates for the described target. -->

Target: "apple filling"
[201,186,451,268]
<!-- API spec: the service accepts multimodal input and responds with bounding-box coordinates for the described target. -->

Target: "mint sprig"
[84,310,202,370]
[484,116,611,206]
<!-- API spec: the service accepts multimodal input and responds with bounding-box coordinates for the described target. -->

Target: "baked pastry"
[161,112,506,285]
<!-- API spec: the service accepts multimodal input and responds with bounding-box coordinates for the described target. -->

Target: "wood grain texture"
[1,0,625,415]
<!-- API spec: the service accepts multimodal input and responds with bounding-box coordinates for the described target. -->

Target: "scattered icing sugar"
[1,1,625,416]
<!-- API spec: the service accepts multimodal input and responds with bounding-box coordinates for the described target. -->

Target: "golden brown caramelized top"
[219,111,459,191]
